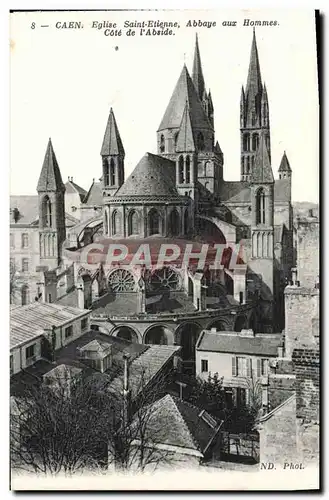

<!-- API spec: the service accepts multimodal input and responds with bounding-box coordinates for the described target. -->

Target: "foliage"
[186,372,226,419]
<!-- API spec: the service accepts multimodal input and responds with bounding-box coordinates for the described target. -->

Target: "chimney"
[291,268,299,286]
[123,353,131,427]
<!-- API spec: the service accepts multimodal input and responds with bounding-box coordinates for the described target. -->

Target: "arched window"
[174,132,179,149]
[246,157,250,173]
[241,158,245,175]
[178,156,184,184]
[265,135,270,151]
[103,158,109,186]
[205,181,210,191]
[184,208,189,234]
[160,134,165,153]
[169,209,180,236]
[112,210,118,235]
[185,156,191,183]
[148,209,160,236]
[197,132,205,151]
[128,210,139,236]
[256,188,266,224]
[252,133,259,151]
[243,133,250,152]
[42,196,52,228]
[21,285,29,305]
[110,158,115,186]
[104,211,109,236]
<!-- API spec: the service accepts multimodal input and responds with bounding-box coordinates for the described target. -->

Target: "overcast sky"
[10,9,319,202]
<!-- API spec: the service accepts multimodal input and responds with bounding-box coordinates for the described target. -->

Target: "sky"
[10,9,319,202]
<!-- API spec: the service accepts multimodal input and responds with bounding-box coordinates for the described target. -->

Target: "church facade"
[10,30,294,369]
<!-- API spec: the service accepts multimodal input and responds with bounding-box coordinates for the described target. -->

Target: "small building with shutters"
[195,328,283,408]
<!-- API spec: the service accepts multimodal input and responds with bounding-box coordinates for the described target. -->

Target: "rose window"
[108,269,135,292]
[147,267,180,292]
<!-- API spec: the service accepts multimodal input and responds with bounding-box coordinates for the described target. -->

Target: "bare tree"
[10,262,19,304]
[11,357,178,475]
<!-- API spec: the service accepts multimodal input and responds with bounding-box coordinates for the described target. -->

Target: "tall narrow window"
[174,132,179,150]
[103,158,109,186]
[252,133,259,151]
[110,159,115,186]
[184,208,189,234]
[178,156,184,184]
[160,134,165,153]
[148,209,160,236]
[128,210,139,236]
[21,233,29,248]
[243,133,250,152]
[112,210,118,235]
[169,209,180,236]
[42,196,52,227]
[104,211,109,236]
[22,258,29,272]
[185,156,191,183]
[246,157,250,173]
[256,188,266,224]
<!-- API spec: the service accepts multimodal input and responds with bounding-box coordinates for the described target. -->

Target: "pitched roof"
[64,179,87,201]
[37,139,65,193]
[278,151,292,172]
[83,181,103,206]
[220,181,251,203]
[158,65,212,132]
[130,394,221,457]
[115,153,179,198]
[192,34,205,101]
[196,330,283,357]
[274,179,291,202]
[251,134,274,184]
[176,101,196,152]
[10,302,89,349]
[108,345,181,399]
[100,108,125,157]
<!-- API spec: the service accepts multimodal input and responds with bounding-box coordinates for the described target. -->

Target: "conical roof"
[37,139,65,192]
[278,151,292,172]
[176,101,196,152]
[100,108,125,156]
[192,34,205,101]
[115,153,179,198]
[251,134,274,184]
[158,65,212,132]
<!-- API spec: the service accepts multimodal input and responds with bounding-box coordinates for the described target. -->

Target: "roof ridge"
[166,395,202,452]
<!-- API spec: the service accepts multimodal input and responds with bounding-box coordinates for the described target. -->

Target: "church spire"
[192,33,205,101]
[37,138,65,193]
[246,28,262,101]
[101,108,125,157]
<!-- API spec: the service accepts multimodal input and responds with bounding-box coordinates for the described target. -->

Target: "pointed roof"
[100,108,125,157]
[130,394,222,457]
[176,101,196,152]
[214,141,223,155]
[246,29,262,100]
[251,134,274,183]
[37,139,65,192]
[83,180,103,206]
[240,85,245,103]
[115,153,180,198]
[192,33,205,101]
[278,151,292,172]
[158,65,212,132]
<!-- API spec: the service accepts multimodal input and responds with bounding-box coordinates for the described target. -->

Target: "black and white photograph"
[9,9,319,491]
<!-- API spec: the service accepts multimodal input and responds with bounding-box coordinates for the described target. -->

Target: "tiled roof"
[10,196,39,225]
[108,345,180,399]
[250,134,274,184]
[158,65,212,132]
[37,139,65,193]
[176,102,196,152]
[83,181,103,206]
[64,180,87,200]
[100,108,125,157]
[196,330,283,357]
[130,394,221,457]
[274,179,291,202]
[10,196,79,228]
[220,181,251,203]
[115,153,179,198]
[43,364,82,380]
[10,302,89,349]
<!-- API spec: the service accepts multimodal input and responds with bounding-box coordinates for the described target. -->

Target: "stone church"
[10,30,294,369]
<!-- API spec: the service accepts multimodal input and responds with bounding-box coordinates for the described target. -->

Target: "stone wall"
[296,215,319,288]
